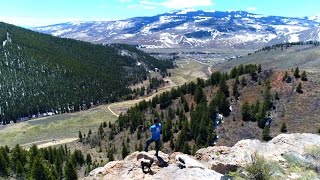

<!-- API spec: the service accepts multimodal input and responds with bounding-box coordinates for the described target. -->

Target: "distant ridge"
[34,10,320,49]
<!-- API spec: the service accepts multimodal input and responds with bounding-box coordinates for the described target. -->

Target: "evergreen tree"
[241,102,251,121]
[175,120,189,151]
[195,86,205,103]
[170,136,175,150]
[0,148,9,177]
[86,153,92,165]
[232,80,239,99]
[122,140,129,159]
[31,156,53,180]
[258,64,262,73]
[294,67,300,78]
[219,77,229,97]
[281,122,287,133]
[182,142,191,155]
[79,131,83,142]
[262,126,271,141]
[184,101,189,112]
[301,71,307,81]
[64,160,77,180]
[296,82,303,93]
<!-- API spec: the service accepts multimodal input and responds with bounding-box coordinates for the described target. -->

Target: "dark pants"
[144,138,160,156]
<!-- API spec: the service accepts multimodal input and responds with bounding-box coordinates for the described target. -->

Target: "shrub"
[246,153,271,180]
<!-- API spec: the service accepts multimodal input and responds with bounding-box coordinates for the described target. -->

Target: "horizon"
[1,0,320,27]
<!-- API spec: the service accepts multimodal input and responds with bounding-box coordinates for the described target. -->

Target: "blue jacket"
[150,123,162,140]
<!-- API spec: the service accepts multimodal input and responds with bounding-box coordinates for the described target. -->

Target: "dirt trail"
[107,77,179,116]
[21,138,79,149]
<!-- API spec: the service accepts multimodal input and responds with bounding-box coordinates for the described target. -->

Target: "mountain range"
[35,9,320,49]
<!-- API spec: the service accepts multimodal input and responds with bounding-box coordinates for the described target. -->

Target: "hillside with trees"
[0,22,173,124]
[70,60,320,169]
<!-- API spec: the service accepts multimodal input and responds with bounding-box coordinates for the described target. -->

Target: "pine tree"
[175,120,189,151]
[79,131,83,142]
[195,86,205,103]
[122,140,129,159]
[170,136,175,150]
[0,148,9,177]
[241,102,251,121]
[184,101,189,112]
[262,126,271,141]
[219,77,229,97]
[296,82,303,93]
[294,67,300,78]
[301,71,307,81]
[86,153,92,165]
[64,160,77,180]
[258,64,262,73]
[31,156,53,180]
[182,142,191,155]
[281,122,287,132]
[232,80,239,99]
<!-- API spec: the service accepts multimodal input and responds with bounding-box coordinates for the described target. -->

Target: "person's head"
[154,117,159,124]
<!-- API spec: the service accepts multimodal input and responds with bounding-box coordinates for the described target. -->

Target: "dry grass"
[0,104,117,147]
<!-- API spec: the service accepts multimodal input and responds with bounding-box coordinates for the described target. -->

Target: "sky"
[0,0,320,27]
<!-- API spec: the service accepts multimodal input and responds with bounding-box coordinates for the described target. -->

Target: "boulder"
[196,133,320,174]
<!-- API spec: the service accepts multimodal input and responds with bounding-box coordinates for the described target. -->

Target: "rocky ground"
[85,133,320,180]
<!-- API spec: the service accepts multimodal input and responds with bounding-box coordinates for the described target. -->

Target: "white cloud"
[161,0,213,9]
[247,7,257,11]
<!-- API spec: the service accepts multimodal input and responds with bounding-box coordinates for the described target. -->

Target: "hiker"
[144,117,162,156]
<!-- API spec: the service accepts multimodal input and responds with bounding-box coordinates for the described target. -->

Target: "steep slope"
[35,10,320,49]
[0,22,173,124]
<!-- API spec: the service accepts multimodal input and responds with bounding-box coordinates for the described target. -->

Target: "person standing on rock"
[144,117,162,157]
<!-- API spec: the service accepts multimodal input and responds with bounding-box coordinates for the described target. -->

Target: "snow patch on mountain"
[117,34,135,40]
[2,32,11,47]
[177,8,197,15]
[106,21,133,30]
[288,34,300,42]
[52,28,73,36]
[272,25,309,35]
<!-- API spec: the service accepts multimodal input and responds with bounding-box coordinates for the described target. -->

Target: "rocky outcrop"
[85,151,223,180]
[196,133,320,174]
[86,133,320,179]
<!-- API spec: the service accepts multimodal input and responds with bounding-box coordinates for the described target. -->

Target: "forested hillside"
[78,64,273,160]
[0,22,173,124]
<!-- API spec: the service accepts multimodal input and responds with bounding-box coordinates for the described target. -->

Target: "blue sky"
[0,0,320,27]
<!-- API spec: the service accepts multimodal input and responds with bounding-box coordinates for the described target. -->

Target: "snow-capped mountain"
[34,10,320,49]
